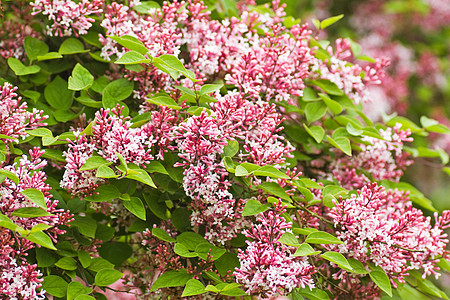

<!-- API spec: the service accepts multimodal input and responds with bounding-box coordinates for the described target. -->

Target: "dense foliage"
[0,0,449,299]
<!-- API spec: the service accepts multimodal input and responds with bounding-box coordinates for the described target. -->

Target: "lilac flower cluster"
[31,0,103,37]
[235,201,315,297]
[328,183,450,289]
[331,124,413,189]
[0,83,47,142]
[1,148,73,299]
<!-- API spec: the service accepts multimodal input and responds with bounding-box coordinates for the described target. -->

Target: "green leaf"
[253,165,290,179]
[11,207,51,218]
[320,14,344,29]
[78,251,92,268]
[36,247,57,267]
[0,213,20,231]
[108,35,149,55]
[37,52,63,61]
[369,265,392,297]
[214,252,240,276]
[0,169,19,185]
[200,83,223,96]
[182,279,206,297]
[347,258,369,274]
[152,54,197,81]
[146,161,168,174]
[21,90,41,103]
[74,296,96,300]
[71,216,97,238]
[92,76,110,93]
[95,269,124,286]
[102,78,134,108]
[88,257,114,272]
[299,178,323,189]
[125,167,156,188]
[44,76,73,110]
[305,231,343,244]
[96,165,119,178]
[55,257,78,271]
[346,123,363,136]
[42,275,68,297]
[24,36,49,61]
[20,188,46,209]
[25,231,56,250]
[150,269,192,291]
[123,197,146,220]
[293,243,321,256]
[79,156,112,171]
[305,102,327,123]
[258,182,292,201]
[321,251,354,272]
[195,243,226,261]
[59,38,89,55]
[68,63,94,91]
[327,135,352,156]
[242,199,270,216]
[303,87,320,101]
[147,94,181,110]
[98,242,132,266]
[297,287,330,300]
[304,123,325,143]
[319,93,343,115]
[8,58,41,76]
[133,1,161,13]
[85,184,121,202]
[114,50,151,64]
[152,227,176,242]
[278,232,300,246]
[223,140,239,157]
[310,79,343,96]
[174,243,198,258]
[26,128,53,137]
[177,232,208,251]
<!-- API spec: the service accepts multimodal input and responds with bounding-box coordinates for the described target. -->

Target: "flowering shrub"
[0,0,449,299]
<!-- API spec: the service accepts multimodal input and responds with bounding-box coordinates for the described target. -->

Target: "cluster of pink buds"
[0,148,73,299]
[0,83,47,142]
[328,183,450,286]
[235,201,316,297]
[31,0,103,37]
[331,124,413,189]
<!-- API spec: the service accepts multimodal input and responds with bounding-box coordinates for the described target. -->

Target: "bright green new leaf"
[304,123,325,143]
[278,232,300,246]
[123,197,146,220]
[327,135,352,156]
[79,156,111,171]
[109,35,149,55]
[305,102,327,123]
[253,165,290,179]
[21,188,46,209]
[182,279,206,297]
[310,79,344,96]
[59,38,89,55]
[242,199,270,216]
[11,207,52,218]
[195,243,226,260]
[174,243,198,258]
[114,50,151,64]
[67,281,93,300]
[68,63,94,91]
[369,265,392,297]
[147,94,181,110]
[305,231,344,244]
[8,58,41,76]
[320,14,344,29]
[42,275,68,297]
[102,78,134,108]
[55,257,77,271]
[125,167,156,188]
[24,231,56,250]
[321,251,354,271]
[258,182,292,201]
[152,227,176,242]
[293,243,321,256]
[199,83,223,96]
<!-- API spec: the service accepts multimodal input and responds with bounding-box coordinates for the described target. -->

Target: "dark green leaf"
[177,232,208,251]
[42,275,68,297]
[85,184,120,202]
[44,76,73,110]
[24,36,48,61]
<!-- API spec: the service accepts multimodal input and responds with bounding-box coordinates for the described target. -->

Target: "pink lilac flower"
[1,148,73,299]
[311,38,389,104]
[235,201,315,297]
[328,183,450,285]
[0,83,47,142]
[331,124,413,190]
[31,0,103,37]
